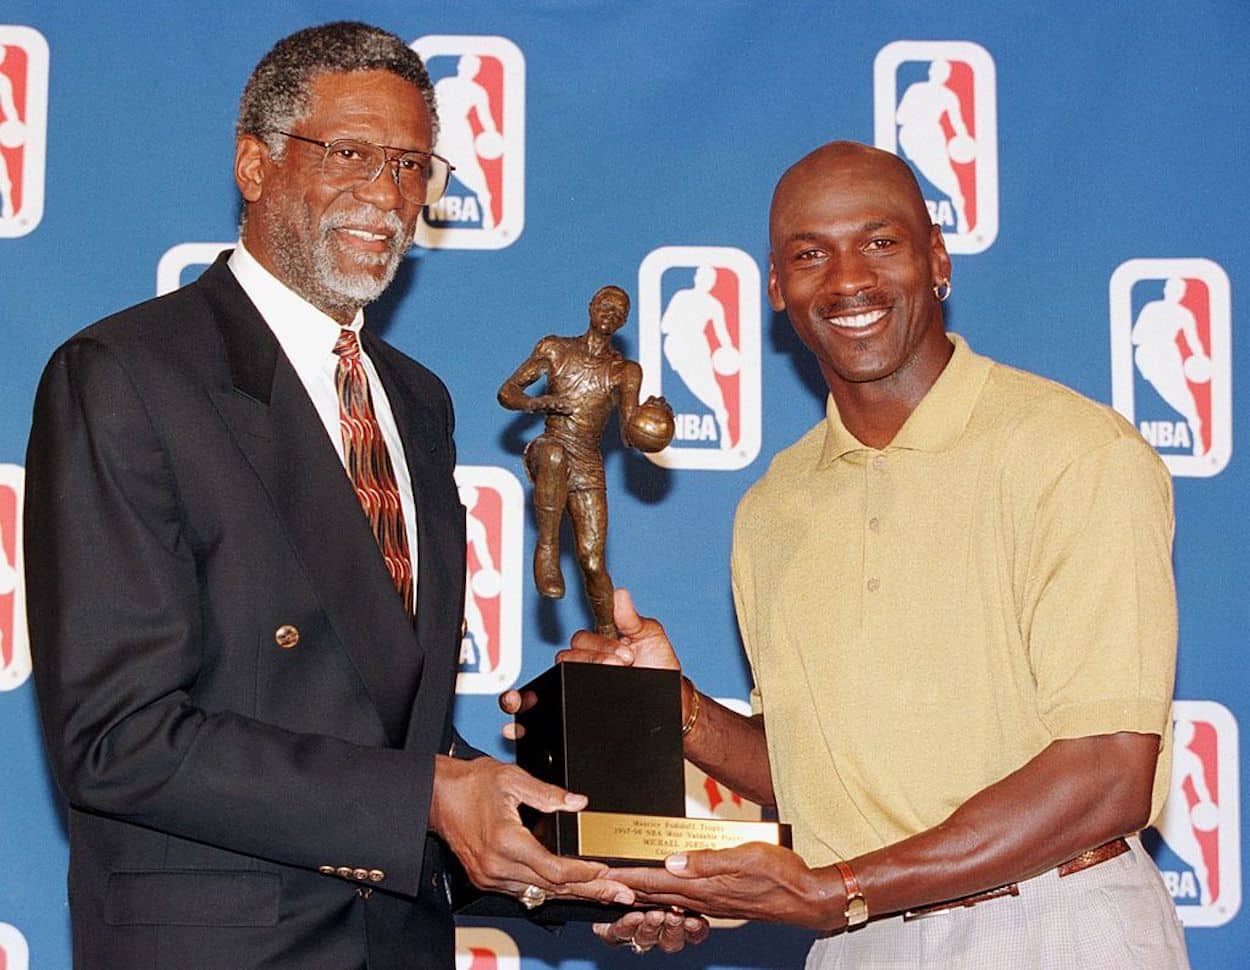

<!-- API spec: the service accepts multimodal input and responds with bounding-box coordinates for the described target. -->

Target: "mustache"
[320,207,406,237]
[814,292,892,318]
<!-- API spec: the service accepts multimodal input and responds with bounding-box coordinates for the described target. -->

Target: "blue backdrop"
[0,2,1245,967]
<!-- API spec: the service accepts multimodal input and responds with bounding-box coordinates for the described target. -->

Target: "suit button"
[369,869,386,882]
[352,868,369,881]
[318,865,335,875]
[275,624,300,649]
[336,866,353,879]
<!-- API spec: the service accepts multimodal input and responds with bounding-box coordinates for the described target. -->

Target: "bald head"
[770,141,932,248]
[764,139,953,408]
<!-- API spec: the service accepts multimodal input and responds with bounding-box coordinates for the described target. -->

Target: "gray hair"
[237,21,438,157]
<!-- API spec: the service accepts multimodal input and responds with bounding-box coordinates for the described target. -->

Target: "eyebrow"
[781,220,899,245]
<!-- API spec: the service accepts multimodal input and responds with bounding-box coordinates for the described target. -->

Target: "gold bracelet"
[680,676,700,737]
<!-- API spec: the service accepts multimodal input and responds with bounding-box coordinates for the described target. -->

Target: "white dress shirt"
[227,242,420,592]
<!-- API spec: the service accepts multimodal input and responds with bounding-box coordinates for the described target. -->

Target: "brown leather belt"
[902,837,1130,921]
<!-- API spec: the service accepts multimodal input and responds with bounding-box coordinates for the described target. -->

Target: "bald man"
[565,142,1190,966]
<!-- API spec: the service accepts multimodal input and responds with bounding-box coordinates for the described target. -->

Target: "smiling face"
[236,70,432,323]
[768,142,952,401]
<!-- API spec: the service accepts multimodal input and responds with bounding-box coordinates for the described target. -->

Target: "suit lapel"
[363,333,467,752]
[197,255,424,745]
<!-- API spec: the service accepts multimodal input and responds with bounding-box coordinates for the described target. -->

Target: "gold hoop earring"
[933,279,952,302]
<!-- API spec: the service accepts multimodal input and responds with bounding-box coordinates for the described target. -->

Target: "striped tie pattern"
[333,329,414,615]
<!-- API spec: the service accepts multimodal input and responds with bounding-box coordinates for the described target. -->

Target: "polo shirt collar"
[819,333,993,464]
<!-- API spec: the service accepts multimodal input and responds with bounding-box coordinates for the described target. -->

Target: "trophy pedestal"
[517,663,687,827]
[454,662,790,922]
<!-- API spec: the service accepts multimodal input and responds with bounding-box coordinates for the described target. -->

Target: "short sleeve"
[1021,433,1176,744]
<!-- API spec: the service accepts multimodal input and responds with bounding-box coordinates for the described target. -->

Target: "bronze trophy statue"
[498,284,674,637]
[469,285,786,923]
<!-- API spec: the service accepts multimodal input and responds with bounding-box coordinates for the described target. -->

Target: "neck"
[584,329,612,355]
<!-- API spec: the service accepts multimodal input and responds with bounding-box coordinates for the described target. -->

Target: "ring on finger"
[519,884,548,910]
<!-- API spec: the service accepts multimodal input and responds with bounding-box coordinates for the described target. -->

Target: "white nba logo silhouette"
[412,35,525,250]
[895,60,974,234]
[874,40,998,254]
[0,464,29,692]
[1131,278,1210,457]
[639,246,762,471]
[458,482,500,673]
[1149,700,1241,927]
[0,26,49,237]
[433,55,501,231]
[1159,718,1217,905]
[660,264,739,451]
[453,466,523,695]
[1109,258,1231,478]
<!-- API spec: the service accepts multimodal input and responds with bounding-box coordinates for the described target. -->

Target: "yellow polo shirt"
[732,334,1177,866]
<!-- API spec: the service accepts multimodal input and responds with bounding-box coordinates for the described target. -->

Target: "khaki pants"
[806,838,1190,969]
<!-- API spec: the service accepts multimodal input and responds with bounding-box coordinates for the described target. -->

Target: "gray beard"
[265,206,410,319]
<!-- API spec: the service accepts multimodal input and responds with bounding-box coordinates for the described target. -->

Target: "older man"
[565,141,1190,966]
[25,22,628,970]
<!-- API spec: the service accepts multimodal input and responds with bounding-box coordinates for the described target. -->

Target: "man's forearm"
[844,731,1159,919]
[682,685,775,807]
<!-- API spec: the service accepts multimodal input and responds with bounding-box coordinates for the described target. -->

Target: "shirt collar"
[227,241,364,371]
[819,333,993,465]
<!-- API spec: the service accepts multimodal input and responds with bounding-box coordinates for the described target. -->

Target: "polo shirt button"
[867,578,880,592]
[868,517,880,532]
[871,455,886,471]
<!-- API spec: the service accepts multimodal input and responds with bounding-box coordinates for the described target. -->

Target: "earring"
[933,279,952,302]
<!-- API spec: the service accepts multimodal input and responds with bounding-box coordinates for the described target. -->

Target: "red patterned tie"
[333,328,414,615]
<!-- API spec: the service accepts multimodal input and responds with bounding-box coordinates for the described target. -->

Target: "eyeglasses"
[268,130,455,205]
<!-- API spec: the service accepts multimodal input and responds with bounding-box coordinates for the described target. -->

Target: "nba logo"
[1110,258,1232,477]
[0,26,49,238]
[453,466,523,694]
[684,696,759,929]
[638,246,761,471]
[685,696,760,823]
[874,40,998,254]
[156,241,232,295]
[1145,700,1241,927]
[412,35,525,250]
[0,923,29,970]
[0,465,28,692]
[454,927,519,970]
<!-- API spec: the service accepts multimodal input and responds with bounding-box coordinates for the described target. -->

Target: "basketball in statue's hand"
[628,399,676,453]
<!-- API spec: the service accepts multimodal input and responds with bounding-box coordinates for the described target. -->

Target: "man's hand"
[560,587,681,671]
[593,909,712,954]
[607,843,841,930]
[499,588,680,740]
[429,754,633,906]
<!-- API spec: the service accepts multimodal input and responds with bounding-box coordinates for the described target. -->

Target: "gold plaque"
[575,810,791,864]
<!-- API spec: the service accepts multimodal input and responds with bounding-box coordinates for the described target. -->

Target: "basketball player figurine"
[498,285,674,637]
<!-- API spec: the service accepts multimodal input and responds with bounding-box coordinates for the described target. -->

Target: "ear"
[234,134,270,203]
[766,253,786,312]
[928,224,952,287]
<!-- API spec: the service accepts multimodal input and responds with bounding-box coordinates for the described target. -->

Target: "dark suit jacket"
[25,253,468,969]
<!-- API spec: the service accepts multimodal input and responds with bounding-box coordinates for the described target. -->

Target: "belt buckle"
[903,883,1020,921]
